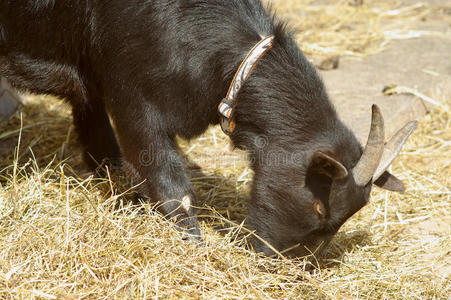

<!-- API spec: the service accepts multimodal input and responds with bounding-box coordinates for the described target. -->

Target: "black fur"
[1,0,385,257]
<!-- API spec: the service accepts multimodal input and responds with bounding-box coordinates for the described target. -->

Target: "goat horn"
[353,105,385,186]
[372,120,418,181]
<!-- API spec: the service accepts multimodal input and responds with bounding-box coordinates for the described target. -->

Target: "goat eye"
[313,200,325,217]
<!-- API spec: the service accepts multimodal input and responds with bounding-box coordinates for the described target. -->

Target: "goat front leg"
[108,101,201,240]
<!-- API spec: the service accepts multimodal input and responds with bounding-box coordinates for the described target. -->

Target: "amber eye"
[313,200,325,217]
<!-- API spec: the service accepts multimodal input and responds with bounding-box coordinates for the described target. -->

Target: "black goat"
[0,0,416,257]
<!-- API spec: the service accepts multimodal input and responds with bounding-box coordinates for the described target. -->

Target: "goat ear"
[373,171,406,192]
[311,151,348,180]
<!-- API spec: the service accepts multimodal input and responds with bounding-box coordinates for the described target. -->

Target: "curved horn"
[372,120,418,181]
[353,105,385,186]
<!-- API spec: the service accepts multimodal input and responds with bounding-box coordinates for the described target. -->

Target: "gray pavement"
[0,78,21,124]
[320,12,451,143]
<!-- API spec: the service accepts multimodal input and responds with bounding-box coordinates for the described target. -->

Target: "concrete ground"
[318,1,451,143]
[0,78,22,124]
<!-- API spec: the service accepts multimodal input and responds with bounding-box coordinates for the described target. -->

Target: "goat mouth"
[281,236,333,259]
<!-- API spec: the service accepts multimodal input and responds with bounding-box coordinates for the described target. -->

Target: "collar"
[218,35,275,135]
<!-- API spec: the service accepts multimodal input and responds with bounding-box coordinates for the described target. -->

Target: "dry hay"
[0,1,450,299]
[271,0,446,58]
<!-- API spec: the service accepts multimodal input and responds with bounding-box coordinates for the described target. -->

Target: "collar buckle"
[218,98,236,121]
